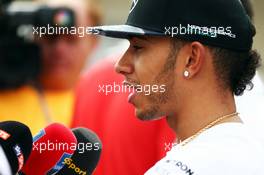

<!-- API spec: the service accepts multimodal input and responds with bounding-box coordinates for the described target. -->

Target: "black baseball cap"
[92,0,255,51]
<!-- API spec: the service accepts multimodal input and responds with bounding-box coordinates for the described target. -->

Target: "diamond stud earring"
[183,70,190,77]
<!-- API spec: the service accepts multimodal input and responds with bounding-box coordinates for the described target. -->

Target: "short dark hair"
[210,47,261,96]
[208,0,261,96]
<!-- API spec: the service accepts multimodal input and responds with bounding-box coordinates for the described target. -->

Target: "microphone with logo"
[19,123,77,175]
[0,121,33,175]
[55,127,102,175]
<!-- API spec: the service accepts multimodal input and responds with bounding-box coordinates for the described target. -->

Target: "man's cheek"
[144,85,151,95]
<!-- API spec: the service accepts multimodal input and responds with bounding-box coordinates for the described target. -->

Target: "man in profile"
[91,0,264,174]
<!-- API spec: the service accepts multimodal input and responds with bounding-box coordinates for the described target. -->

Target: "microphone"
[0,121,33,175]
[20,123,77,175]
[55,127,102,175]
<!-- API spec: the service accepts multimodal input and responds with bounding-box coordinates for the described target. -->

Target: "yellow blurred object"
[0,86,74,135]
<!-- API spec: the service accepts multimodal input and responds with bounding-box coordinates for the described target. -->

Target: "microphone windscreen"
[0,121,33,174]
[20,123,77,175]
[56,127,102,175]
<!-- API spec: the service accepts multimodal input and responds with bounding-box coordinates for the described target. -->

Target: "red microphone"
[20,123,77,175]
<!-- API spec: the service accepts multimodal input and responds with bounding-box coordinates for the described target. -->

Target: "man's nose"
[115,51,134,75]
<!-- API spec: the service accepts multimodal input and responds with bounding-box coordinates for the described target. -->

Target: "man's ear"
[184,42,206,78]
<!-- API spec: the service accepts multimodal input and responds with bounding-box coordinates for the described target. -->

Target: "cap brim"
[91,25,164,39]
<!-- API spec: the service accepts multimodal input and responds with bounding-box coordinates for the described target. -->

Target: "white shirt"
[145,123,264,175]
[236,73,264,144]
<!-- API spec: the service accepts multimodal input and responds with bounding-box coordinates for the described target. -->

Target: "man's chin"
[135,108,164,121]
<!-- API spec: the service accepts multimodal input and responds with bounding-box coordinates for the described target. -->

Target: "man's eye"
[132,45,143,50]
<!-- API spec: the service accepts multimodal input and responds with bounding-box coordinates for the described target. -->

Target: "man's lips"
[122,80,139,103]
[122,80,139,91]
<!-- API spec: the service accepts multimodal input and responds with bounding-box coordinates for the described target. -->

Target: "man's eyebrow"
[136,36,148,40]
[130,36,151,43]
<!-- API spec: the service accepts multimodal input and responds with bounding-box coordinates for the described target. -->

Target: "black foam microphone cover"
[0,121,33,174]
[56,127,102,175]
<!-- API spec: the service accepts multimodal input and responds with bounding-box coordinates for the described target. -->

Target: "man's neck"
[167,90,240,143]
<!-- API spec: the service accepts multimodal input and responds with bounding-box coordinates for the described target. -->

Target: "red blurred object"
[21,123,77,175]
